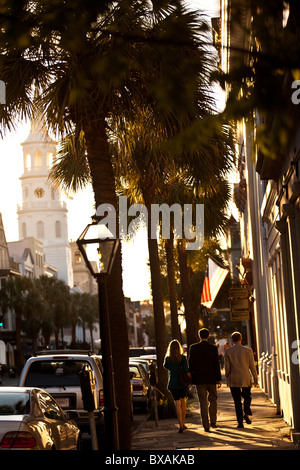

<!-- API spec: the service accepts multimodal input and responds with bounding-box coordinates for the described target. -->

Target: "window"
[34,151,42,168]
[25,153,31,171]
[38,392,63,421]
[24,360,93,387]
[55,221,61,238]
[75,251,82,264]
[37,221,44,239]
[0,392,30,415]
[22,222,27,238]
[129,365,141,378]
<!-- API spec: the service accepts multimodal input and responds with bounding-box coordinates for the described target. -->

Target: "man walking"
[189,328,222,432]
[225,331,258,428]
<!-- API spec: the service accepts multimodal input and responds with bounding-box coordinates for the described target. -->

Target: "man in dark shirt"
[189,328,222,432]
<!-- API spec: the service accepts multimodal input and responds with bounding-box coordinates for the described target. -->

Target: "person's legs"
[241,387,252,422]
[207,384,218,426]
[230,387,244,427]
[175,399,184,432]
[181,397,187,428]
[196,384,210,430]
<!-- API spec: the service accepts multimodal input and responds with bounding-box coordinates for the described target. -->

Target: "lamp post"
[77,216,120,450]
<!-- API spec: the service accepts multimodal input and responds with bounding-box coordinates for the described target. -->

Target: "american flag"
[201,256,229,308]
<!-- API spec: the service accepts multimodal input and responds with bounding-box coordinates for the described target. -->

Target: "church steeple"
[24,114,52,143]
[17,116,73,287]
[21,116,56,176]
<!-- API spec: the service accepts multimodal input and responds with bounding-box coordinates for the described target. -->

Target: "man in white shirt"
[225,331,258,428]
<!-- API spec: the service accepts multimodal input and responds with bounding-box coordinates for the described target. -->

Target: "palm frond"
[48,130,91,193]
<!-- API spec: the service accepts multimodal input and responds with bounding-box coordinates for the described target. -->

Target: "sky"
[0,0,220,302]
[0,121,152,301]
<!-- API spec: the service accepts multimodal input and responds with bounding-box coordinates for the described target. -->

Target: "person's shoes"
[237,424,244,428]
[211,423,217,428]
[244,415,251,424]
[204,428,211,432]
[178,427,183,433]
[182,424,187,430]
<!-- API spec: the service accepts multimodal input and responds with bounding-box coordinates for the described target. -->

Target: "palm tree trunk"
[82,321,86,343]
[83,116,131,449]
[15,310,23,373]
[71,322,76,345]
[89,326,94,351]
[165,234,181,342]
[54,325,59,349]
[177,242,199,349]
[142,186,168,394]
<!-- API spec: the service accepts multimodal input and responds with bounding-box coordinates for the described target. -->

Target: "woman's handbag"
[179,359,191,387]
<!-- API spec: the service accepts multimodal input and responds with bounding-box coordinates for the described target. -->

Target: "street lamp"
[77,216,119,450]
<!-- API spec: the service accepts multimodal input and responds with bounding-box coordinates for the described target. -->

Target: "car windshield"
[129,366,141,378]
[129,348,147,357]
[0,392,30,415]
[24,360,92,387]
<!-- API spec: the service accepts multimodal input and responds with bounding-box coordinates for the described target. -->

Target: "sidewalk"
[1,374,297,451]
[132,382,298,451]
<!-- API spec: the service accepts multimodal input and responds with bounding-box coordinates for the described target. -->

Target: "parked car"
[129,347,148,357]
[18,350,104,434]
[95,354,134,420]
[138,354,157,365]
[129,361,152,412]
[0,387,80,450]
[131,358,151,374]
[144,347,156,355]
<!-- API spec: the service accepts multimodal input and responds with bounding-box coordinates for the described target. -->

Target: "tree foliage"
[218,0,300,162]
[0,274,98,358]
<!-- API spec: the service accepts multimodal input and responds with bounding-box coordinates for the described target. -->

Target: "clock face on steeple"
[34,187,45,198]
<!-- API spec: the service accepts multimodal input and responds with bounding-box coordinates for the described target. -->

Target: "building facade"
[70,241,97,295]
[8,237,45,278]
[220,0,300,439]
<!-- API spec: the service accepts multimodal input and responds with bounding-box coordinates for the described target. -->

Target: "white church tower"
[17,117,73,287]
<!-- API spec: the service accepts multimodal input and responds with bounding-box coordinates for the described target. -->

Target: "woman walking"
[164,340,191,432]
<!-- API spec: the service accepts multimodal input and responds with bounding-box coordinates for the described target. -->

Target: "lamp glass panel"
[98,240,115,273]
[84,224,115,241]
[82,240,115,274]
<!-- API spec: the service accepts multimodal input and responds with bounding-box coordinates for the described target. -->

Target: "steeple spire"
[23,113,52,144]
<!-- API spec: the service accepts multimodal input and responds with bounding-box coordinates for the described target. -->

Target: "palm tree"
[77,293,98,350]
[37,276,71,349]
[69,291,82,347]
[22,280,47,353]
[0,275,33,371]
[0,1,139,447]
[0,1,230,445]
[39,0,212,440]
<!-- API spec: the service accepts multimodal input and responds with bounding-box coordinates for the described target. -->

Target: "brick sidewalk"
[132,383,297,450]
